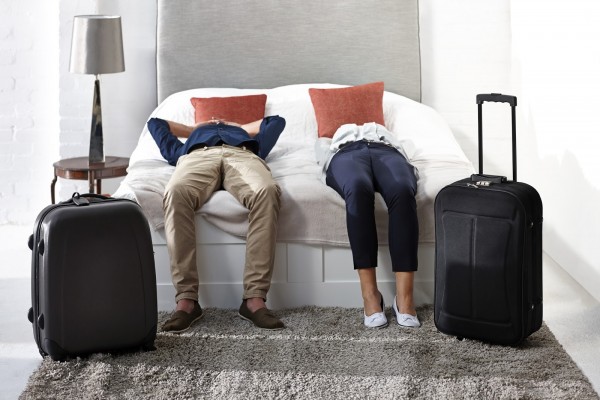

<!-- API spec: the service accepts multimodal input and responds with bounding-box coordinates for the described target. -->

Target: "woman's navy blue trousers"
[326,140,418,272]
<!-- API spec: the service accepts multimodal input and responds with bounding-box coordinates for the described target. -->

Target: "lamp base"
[89,77,105,164]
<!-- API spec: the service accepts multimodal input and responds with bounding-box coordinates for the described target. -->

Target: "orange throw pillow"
[308,82,385,138]
[190,94,267,125]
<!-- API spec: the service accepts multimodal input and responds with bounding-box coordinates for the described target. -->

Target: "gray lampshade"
[69,15,125,75]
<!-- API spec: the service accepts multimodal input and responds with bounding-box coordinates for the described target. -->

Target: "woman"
[315,122,420,328]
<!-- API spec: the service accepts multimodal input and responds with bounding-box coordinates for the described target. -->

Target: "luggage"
[28,193,157,360]
[434,93,543,345]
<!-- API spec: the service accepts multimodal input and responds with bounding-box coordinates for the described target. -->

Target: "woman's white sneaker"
[393,296,421,328]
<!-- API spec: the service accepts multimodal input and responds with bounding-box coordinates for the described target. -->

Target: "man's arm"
[147,118,185,166]
[165,120,195,138]
[241,119,262,137]
[170,118,238,138]
[255,116,286,159]
[169,119,250,137]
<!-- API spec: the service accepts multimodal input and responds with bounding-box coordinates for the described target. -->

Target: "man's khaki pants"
[163,145,281,303]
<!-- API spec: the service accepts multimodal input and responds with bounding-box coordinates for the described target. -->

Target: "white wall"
[420,0,513,176]
[2,1,598,301]
[511,0,600,300]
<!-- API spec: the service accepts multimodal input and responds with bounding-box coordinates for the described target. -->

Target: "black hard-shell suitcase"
[27,193,157,360]
[434,94,543,345]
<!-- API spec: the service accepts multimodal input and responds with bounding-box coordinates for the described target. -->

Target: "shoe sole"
[395,316,421,328]
[163,312,204,334]
[365,321,389,329]
[238,312,285,331]
[396,321,421,328]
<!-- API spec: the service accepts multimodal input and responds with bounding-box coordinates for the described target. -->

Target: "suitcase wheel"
[143,343,157,352]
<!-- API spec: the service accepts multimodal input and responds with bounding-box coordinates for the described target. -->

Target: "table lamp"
[69,15,125,164]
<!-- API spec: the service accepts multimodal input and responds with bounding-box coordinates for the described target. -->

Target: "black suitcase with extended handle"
[434,94,543,345]
[28,193,157,360]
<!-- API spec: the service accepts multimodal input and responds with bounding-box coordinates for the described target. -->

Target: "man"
[147,114,286,332]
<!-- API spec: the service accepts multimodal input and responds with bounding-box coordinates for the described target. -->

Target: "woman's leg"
[395,271,416,315]
[358,268,382,315]
[370,146,419,318]
[326,143,378,269]
[326,143,384,319]
[370,146,418,270]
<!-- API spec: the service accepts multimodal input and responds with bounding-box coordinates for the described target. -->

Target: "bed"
[114,0,475,311]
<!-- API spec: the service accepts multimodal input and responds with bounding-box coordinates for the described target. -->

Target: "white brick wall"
[0,0,147,226]
[0,1,59,225]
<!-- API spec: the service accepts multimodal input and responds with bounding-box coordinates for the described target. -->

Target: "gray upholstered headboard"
[157,0,420,103]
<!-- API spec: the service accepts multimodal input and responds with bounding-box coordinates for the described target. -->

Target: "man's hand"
[171,118,258,139]
[196,119,242,128]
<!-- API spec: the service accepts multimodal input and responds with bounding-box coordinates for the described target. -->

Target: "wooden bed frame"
[152,0,427,311]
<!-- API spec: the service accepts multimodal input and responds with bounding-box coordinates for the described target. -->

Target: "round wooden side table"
[50,156,129,204]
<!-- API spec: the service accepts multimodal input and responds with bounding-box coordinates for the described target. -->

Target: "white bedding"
[114,84,474,245]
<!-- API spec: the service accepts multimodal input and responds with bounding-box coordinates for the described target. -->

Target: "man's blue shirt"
[147,115,286,166]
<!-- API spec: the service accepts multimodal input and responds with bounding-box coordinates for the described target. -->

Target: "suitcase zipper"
[31,194,109,354]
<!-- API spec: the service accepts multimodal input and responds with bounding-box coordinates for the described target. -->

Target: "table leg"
[88,174,94,194]
[50,174,57,204]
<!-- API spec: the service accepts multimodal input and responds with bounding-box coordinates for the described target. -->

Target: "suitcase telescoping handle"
[476,93,518,182]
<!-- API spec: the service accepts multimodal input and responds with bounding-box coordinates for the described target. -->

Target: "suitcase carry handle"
[476,93,517,182]
[63,192,112,206]
[470,174,507,186]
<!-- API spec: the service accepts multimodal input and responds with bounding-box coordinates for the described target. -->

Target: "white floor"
[1,224,598,399]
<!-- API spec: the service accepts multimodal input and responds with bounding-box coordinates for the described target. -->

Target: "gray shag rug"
[20,305,599,399]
